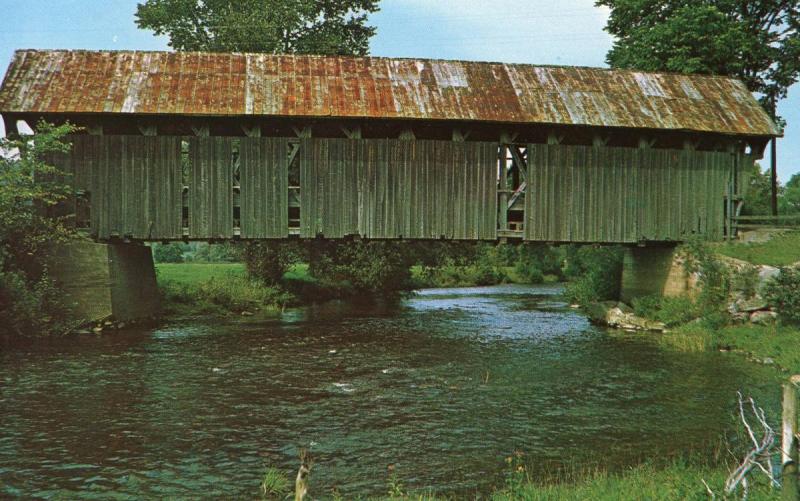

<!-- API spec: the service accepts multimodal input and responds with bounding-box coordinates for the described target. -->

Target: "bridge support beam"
[49,241,160,325]
[620,245,693,303]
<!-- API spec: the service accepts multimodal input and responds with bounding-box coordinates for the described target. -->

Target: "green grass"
[714,230,800,266]
[155,263,289,317]
[155,263,246,285]
[491,462,776,501]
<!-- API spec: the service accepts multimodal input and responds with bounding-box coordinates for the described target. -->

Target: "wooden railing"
[734,215,800,231]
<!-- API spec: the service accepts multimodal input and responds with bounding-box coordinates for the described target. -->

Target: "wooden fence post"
[782,375,800,501]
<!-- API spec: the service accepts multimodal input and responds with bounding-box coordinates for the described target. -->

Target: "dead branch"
[724,392,779,498]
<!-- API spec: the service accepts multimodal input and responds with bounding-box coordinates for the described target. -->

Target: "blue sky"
[0,0,796,180]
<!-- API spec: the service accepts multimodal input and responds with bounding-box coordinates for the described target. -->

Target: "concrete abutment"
[620,245,695,304]
[49,241,160,325]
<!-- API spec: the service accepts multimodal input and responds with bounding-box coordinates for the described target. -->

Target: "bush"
[0,121,78,337]
[244,241,304,285]
[152,243,186,263]
[680,239,731,326]
[308,240,416,295]
[564,245,624,304]
[764,267,800,325]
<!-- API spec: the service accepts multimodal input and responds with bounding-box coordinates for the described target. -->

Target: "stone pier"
[620,245,695,303]
[49,241,160,324]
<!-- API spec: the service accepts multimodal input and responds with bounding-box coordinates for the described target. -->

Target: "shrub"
[731,263,760,299]
[764,267,800,325]
[308,240,416,295]
[0,121,78,337]
[244,241,304,285]
[152,243,185,263]
[680,239,731,325]
[564,246,624,304]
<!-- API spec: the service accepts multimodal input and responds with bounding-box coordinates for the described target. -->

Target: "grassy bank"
[714,231,800,266]
[156,263,290,317]
[490,461,775,501]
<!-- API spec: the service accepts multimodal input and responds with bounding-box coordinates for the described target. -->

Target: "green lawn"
[155,263,246,285]
[714,230,800,267]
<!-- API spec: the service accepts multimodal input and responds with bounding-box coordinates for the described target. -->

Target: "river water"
[0,284,780,499]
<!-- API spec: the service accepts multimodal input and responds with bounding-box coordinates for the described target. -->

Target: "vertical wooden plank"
[189,136,233,239]
[240,137,288,238]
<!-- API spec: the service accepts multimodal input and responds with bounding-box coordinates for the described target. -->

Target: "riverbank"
[157,263,290,317]
[155,261,559,318]
[490,461,776,501]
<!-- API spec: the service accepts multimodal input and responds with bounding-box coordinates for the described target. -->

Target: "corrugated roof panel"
[0,49,781,136]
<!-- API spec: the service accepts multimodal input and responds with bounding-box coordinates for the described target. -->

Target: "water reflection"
[0,284,779,498]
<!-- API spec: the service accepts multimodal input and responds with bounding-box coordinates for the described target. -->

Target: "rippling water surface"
[0,284,779,498]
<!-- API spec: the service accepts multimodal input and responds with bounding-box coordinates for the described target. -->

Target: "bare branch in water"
[724,392,779,497]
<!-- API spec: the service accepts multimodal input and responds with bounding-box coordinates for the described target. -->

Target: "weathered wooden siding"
[239,137,289,238]
[188,137,233,239]
[47,135,183,239]
[299,138,497,239]
[300,138,361,238]
[525,144,732,242]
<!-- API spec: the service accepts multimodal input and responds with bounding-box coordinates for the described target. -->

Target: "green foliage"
[632,294,699,327]
[308,240,416,295]
[598,0,800,110]
[387,468,405,498]
[781,173,800,215]
[563,246,624,304]
[189,242,242,263]
[740,162,773,216]
[135,0,380,55]
[731,263,760,299]
[0,121,78,337]
[244,241,304,285]
[492,460,777,501]
[514,243,563,284]
[680,239,731,328]
[764,267,800,325]
[160,273,290,316]
[259,467,290,499]
[152,243,186,263]
[503,451,529,494]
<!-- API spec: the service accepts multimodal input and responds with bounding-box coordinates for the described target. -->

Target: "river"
[0,284,780,498]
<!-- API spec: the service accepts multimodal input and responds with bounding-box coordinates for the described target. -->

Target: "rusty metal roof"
[0,49,781,136]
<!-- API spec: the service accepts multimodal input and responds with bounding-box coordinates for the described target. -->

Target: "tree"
[597,0,800,109]
[135,0,380,55]
[740,162,773,216]
[0,121,78,336]
[780,173,800,214]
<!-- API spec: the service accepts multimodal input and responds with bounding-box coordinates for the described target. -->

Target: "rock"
[74,329,92,335]
[92,326,103,333]
[584,301,666,332]
[734,296,768,313]
[116,322,126,330]
[731,312,750,323]
[762,357,775,365]
[757,266,780,292]
[240,311,254,316]
[750,310,778,325]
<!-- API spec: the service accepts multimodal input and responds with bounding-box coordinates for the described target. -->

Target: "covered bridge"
[0,49,781,244]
